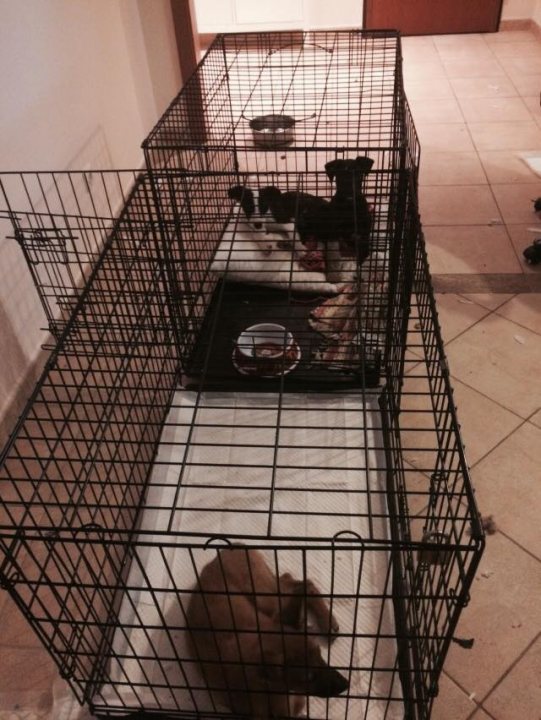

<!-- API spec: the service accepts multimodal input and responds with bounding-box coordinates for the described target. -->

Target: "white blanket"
[210,210,338,295]
[95,391,403,719]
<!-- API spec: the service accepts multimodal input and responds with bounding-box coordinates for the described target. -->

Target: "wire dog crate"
[0,29,483,720]
[143,31,419,176]
[142,30,419,390]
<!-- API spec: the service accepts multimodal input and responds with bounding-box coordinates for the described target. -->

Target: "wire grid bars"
[0,184,483,719]
[380,221,484,716]
[148,161,418,391]
[0,28,483,720]
[143,30,418,177]
[0,170,141,341]
[0,174,180,699]
[141,30,419,390]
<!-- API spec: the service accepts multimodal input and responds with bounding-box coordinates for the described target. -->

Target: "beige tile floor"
[1,27,541,720]
[407,28,541,720]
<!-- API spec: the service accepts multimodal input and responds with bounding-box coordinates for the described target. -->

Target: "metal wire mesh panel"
[0,177,180,701]
[152,167,414,390]
[0,28,483,720]
[0,189,483,718]
[380,227,485,715]
[0,171,141,340]
[141,30,419,391]
[90,541,404,718]
[143,31,419,178]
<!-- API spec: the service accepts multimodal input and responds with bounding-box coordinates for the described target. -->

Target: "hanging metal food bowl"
[248,112,315,149]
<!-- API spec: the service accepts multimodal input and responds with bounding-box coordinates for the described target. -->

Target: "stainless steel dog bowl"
[249,114,296,148]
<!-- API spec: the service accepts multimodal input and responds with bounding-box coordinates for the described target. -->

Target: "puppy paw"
[316,612,340,642]
[328,614,340,643]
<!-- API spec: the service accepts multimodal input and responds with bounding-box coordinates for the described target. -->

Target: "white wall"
[305,0,363,30]
[0,0,181,433]
[197,0,539,30]
[121,0,182,132]
[501,0,535,19]
[194,0,363,32]
[531,0,541,24]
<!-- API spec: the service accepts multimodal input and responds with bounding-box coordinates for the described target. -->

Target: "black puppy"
[259,186,330,241]
[325,156,374,262]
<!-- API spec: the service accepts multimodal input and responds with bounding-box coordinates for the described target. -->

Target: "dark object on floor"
[325,156,374,263]
[468,514,497,536]
[533,197,541,213]
[481,514,498,535]
[523,238,541,265]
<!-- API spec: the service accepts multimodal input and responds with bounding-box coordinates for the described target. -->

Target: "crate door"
[364,0,503,35]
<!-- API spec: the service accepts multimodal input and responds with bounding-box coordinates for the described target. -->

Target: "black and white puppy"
[227,184,268,233]
[324,156,374,262]
[229,183,329,242]
[228,184,296,240]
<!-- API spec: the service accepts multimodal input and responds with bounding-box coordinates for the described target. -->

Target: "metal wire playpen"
[0,30,483,720]
[143,30,420,391]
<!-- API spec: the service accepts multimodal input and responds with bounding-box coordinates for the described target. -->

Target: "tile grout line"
[496,527,541,564]
[467,415,532,470]
[439,669,484,717]
[447,379,523,425]
[449,388,541,565]
[438,304,495,348]
[476,38,538,273]
[477,630,541,710]
[435,33,497,188]
[445,628,541,718]
[492,309,541,338]
[465,700,499,720]
[455,292,515,311]
[405,309,527,431]
[439,669,497,720]
[442,308,541,419]
[431,32,534,273]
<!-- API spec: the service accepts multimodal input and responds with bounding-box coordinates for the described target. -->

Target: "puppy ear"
[228,185,245,202]
[355,156,374,174]
[228,185,255,219]
[277,580,305,628]
[259,186,274,216]
[325,160,339,182]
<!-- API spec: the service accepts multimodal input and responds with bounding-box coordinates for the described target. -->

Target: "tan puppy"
[186,545,348,718]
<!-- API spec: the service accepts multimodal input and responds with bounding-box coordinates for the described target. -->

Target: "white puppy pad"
[210,207,338,294]
[95,391,404,719]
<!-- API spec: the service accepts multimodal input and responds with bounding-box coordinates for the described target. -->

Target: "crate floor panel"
[184,282,381,391]
[95,390,403,719]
